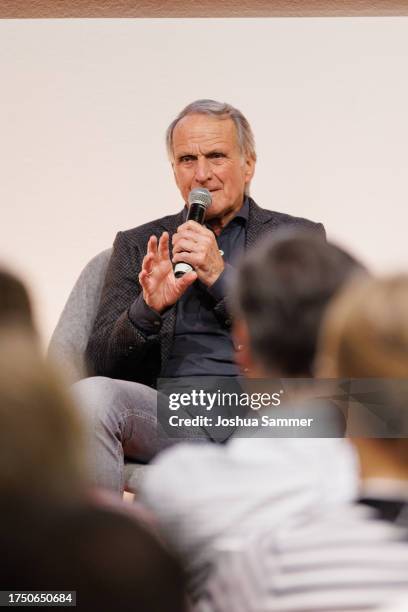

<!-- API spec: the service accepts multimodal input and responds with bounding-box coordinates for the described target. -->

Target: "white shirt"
[140,436,358,597]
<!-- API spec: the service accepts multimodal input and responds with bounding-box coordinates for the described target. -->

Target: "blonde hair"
[318,275,408,378]
[0,326,86,505]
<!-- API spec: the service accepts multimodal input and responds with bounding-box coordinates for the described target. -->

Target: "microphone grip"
[174,202,207,278]
[187,203,207,224]
[174,262,194,278]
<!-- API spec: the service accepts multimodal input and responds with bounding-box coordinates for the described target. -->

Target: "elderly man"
[75,99,323,492]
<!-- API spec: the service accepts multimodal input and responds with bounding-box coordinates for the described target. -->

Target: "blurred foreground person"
[318,274,408,512]
[0,267,36,332]
[140,232,366,603]
[0,321,186,611]
[203,275,408,611]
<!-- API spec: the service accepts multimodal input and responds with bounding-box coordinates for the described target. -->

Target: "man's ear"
[232,318,254,374]
[244,156,256,185]
[171,162,180,190]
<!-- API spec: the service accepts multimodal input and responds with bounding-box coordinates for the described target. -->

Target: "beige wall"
[1,18,408,340]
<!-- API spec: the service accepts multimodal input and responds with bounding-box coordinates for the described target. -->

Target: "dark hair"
[0,505,187,612]
[234,230,366,375]
[0,268,34,331]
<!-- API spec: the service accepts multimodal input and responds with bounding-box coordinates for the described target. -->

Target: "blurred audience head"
[318,275,408,378]
[0,267,35,333]
[233,230,366,377]
[0,326,86,507]
[2,504,187,612]
[0,269,187,611]
[318,275,408,474]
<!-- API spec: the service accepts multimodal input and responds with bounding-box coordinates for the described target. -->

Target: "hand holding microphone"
[173,188,212,278]
[139,188,223,314]
[172,189,225,287]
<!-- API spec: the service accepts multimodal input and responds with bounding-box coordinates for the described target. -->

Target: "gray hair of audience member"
[232,230,366,376]
[0,327,86,505]
[0,268,35,332]
[165,99,257,163]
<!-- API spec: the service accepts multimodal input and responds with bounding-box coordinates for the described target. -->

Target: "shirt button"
[128,346,134,352]
[225,319,232,327]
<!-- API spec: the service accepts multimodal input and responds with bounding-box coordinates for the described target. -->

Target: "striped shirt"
[200,503,408,612]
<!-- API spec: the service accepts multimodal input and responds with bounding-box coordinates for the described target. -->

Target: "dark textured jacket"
[86,199,324,387]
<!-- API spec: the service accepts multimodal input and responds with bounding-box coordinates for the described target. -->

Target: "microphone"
[174,188,212,278]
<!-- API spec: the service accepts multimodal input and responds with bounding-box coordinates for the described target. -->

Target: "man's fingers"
[172,251,198,267]
[142,253,154,275]
[178,220,208,235]
[176,270,197,293]
[138,269,151,291]
[147,235,158,257]
[172,229,199,245]
[172,238,197,255]
[158,232,170,259]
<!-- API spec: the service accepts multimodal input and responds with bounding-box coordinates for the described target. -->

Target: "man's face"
[171,114,255,225]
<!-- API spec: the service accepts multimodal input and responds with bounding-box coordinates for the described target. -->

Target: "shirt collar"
[234,196,250,224]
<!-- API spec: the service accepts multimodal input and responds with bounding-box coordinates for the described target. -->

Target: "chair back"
[48,249,112,382]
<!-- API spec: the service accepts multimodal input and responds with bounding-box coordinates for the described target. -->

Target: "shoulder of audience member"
[141,443,227,501]
[140,438,274,505]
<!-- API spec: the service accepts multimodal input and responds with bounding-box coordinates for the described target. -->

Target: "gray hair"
[231,231,365,376]
[166,99,257,163]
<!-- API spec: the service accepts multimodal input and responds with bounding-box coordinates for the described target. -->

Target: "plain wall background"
[1,18,407,342]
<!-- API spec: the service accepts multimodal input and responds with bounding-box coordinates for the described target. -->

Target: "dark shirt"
[129,198,249,377]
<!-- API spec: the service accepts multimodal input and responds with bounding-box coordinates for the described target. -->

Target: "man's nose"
[194,156,212,184]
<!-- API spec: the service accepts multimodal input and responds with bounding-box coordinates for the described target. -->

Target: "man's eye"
[180,156,195,163]
[209,152,225,159]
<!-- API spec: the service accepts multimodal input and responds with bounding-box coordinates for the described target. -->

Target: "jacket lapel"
[246,198,275,248]
[159,209,185,237]
[157,209,185,370]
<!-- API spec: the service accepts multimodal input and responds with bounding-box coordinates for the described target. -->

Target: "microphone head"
[188,188,212,209]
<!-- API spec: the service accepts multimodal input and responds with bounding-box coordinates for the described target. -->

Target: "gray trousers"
[72,376,207,494]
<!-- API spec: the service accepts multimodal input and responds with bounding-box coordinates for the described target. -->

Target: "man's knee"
[71,376,122,426]
[71,376,156,426]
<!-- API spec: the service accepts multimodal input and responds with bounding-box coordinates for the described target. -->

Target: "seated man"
[200,275,408,611]
[139,231,366,601]
[75,99,324,493]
